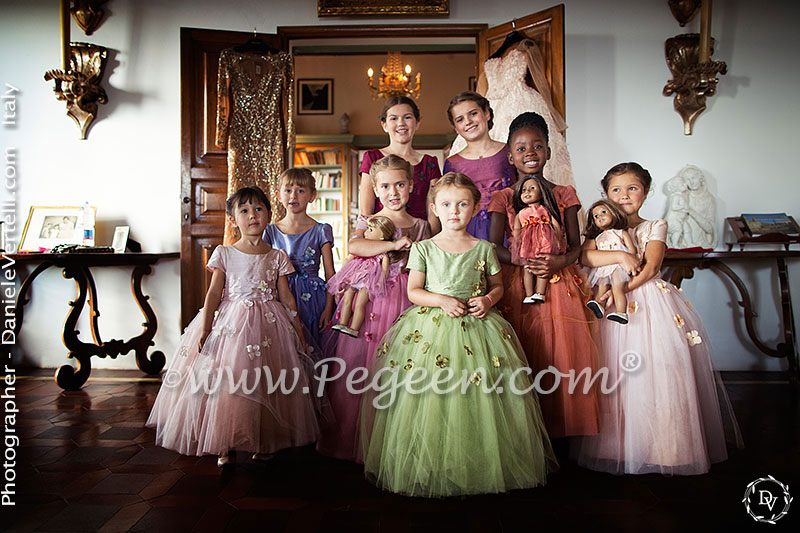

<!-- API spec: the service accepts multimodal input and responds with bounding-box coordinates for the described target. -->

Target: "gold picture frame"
[19,206,91,252]
[317,0,449,17]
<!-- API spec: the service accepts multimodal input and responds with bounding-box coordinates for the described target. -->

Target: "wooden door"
[179,28,286,327]
[477,5,565,119]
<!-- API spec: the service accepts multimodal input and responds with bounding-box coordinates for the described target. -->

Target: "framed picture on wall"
[297,79,334,115]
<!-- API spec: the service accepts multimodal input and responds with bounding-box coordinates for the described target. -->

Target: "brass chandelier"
[367,52,421,99]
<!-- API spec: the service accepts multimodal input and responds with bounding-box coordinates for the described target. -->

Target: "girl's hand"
[618,252,641,277]
[318,304,333,334]
[467,296,491,319]
[394,236,413,251]
[527,253,567,277]
[198,329,211,351]
[439,295,467,318]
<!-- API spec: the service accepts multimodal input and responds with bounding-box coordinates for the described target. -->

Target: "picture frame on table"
[297,79,334,115]
[19,206,89,252]
[112,226,130,253]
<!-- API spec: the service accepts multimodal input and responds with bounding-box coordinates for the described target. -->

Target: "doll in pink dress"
[512,174,565,304]
[327,216,401,338]
[583,200,636,324]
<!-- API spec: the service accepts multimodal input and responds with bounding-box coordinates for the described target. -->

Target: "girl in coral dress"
[147,187,320,467]
[572,162,742,475]
[487,112,600,439]
[360,173,556,497]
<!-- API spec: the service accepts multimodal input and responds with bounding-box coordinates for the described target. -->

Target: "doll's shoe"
[331,324,345,333]
[586,300,604,319]
[607,312,629,324]
[525,293,545,304]
[251,452,275,462]
[338,326,359,338]
[217,451,235,468]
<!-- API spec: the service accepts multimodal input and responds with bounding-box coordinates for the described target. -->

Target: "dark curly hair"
[507,111,549,146]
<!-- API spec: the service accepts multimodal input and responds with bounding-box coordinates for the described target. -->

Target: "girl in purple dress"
[443,91,516,240]
[318,155,430,461]
[263,169,335,346]
[358,95,441,230]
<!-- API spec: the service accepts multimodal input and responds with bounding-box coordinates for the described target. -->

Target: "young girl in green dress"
[359,172,556,497]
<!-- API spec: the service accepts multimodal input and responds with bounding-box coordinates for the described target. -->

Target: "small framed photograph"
[112,226,130,253]
[297,79,333,115]
[19,206,88,251]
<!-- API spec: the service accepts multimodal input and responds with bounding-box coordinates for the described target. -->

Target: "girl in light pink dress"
[583,199,636,324]
[572,163,742,475]
[147,187,320,468]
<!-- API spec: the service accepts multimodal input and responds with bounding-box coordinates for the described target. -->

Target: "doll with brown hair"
[327,216,400,337]
[583,200,636,324]
[512,174,565,304]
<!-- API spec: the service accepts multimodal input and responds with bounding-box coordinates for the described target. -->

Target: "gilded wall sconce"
[71,0,109,36]
[44,42,108,140]
[663,0,726,135]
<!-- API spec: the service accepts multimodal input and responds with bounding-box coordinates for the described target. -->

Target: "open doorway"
[179,6,565,326]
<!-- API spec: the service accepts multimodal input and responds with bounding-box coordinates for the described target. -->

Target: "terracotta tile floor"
[6,369,799,532]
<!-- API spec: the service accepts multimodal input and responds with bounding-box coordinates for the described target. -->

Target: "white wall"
[1,0,798,371]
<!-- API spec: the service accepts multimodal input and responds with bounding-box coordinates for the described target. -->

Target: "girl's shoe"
[607,312,629,324]
[331,324,345,333]
[337,326,359,338]
[586,300,604,318]
[523,293,545,304]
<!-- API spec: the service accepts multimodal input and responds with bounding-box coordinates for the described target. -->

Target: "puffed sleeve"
[488,187,511,214]
[647,220,668,244]
[406,241,427,274]
[206,246,225,272]
[485,241,502,277]
[276,249,295,276]
[554,185,581,210]
[354,214,370,232]
[359,149,380,175]
[443,158,454,175]
[320,223,334,245]
[262,225,274,245]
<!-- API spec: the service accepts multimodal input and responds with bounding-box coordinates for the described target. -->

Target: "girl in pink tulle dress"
[147,187,320,468]
[327,216,401,338]
[572,163,742,475]
[583,199,636,324]
[512,174,565,304]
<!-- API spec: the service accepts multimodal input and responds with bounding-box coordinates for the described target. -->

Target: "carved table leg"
[129,264,166,375]
[776,257,798,382]
[12,261,54,338]
[56,265,100,390]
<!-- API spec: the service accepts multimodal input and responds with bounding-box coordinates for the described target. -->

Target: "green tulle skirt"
[360,305,558,497]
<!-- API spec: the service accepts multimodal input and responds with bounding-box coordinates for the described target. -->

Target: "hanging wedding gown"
[450,46,575,191]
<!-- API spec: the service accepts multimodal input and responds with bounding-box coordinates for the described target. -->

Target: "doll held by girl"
[583,200,636,324]
[327,216,401,338]
[512,174,565,304]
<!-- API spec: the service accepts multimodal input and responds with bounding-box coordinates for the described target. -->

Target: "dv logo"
[743,475,792,524]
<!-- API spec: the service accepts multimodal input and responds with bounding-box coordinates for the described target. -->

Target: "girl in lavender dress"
[263,168,335,346]
[443,91,516,240]
[147,187,319,468]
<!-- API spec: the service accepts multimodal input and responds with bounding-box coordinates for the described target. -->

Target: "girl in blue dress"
[263,168,335,346]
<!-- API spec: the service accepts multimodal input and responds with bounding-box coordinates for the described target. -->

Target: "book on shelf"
[741,213,799,236]
[310,170,341,189]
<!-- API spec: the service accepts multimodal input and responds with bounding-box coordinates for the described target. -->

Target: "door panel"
[478,5,565,118]
[180,28,285,327]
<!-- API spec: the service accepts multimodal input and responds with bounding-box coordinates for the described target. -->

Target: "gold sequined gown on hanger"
[216,49,294,242]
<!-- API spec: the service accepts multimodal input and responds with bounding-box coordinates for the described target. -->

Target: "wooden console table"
[662,250,799,382]
[5,252,178,390]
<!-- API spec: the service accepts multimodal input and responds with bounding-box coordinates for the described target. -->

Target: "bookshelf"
[294,134,357,269]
